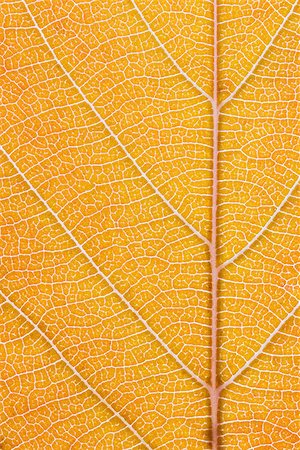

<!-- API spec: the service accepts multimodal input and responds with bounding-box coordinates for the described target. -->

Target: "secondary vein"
[20,0,210,249]
[0,289,152,450]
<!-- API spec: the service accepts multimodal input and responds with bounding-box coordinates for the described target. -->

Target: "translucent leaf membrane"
[218,0,298,101]
[25,0,213,238]
[0,1,211,384]
[219,191,299,382]
[131,0,214,96]
[221,313,299,448]
[0,155,209,448]
[0,300,144,450]
[218,2,299,262]
[0,0,299,448]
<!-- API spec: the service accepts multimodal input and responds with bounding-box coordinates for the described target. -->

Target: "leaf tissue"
[0,1,299,448]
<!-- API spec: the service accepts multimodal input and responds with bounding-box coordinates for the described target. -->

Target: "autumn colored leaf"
[0,1,299,449]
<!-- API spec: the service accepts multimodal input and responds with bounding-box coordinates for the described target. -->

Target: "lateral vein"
[219,0,298,110]
[0,289,152,450]
[219,301,300,391]
[218,177,299,271]
[0,145,210,392]
[130,0,214,104]
[20,0,210,249]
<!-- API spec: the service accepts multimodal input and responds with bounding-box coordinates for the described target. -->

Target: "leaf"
[0,0,299,448]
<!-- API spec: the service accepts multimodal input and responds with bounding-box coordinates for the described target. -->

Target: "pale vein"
[0,290,152,450]
[20,0,210,249]
[130,0,214,104]
[219,0,299,110]
[3,0,298,438]
[0,145,210,393]
[219,176,299,271]
[219,301,300,391]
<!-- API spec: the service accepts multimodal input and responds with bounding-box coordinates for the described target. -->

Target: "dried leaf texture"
[0,1,299,449]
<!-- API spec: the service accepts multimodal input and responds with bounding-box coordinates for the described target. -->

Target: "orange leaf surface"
[0,1,299,448]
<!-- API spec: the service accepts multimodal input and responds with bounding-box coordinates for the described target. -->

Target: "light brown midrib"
[209,0,220,448]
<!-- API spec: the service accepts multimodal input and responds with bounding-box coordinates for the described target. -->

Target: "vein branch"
[21,0,210,249]
[0,145,210,392]
[219,0,298,110]
[219,301,300,392]
[0,289,152,450]
[130,0,213,104]
[218,176,299,271]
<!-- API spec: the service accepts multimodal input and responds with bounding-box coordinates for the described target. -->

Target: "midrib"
[209,0,220,447]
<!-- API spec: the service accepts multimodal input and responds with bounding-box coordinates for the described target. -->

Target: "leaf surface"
[0,0,299,448]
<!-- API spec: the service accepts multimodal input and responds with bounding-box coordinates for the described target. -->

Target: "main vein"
[210,1,219,449]
[209,2,299,448]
